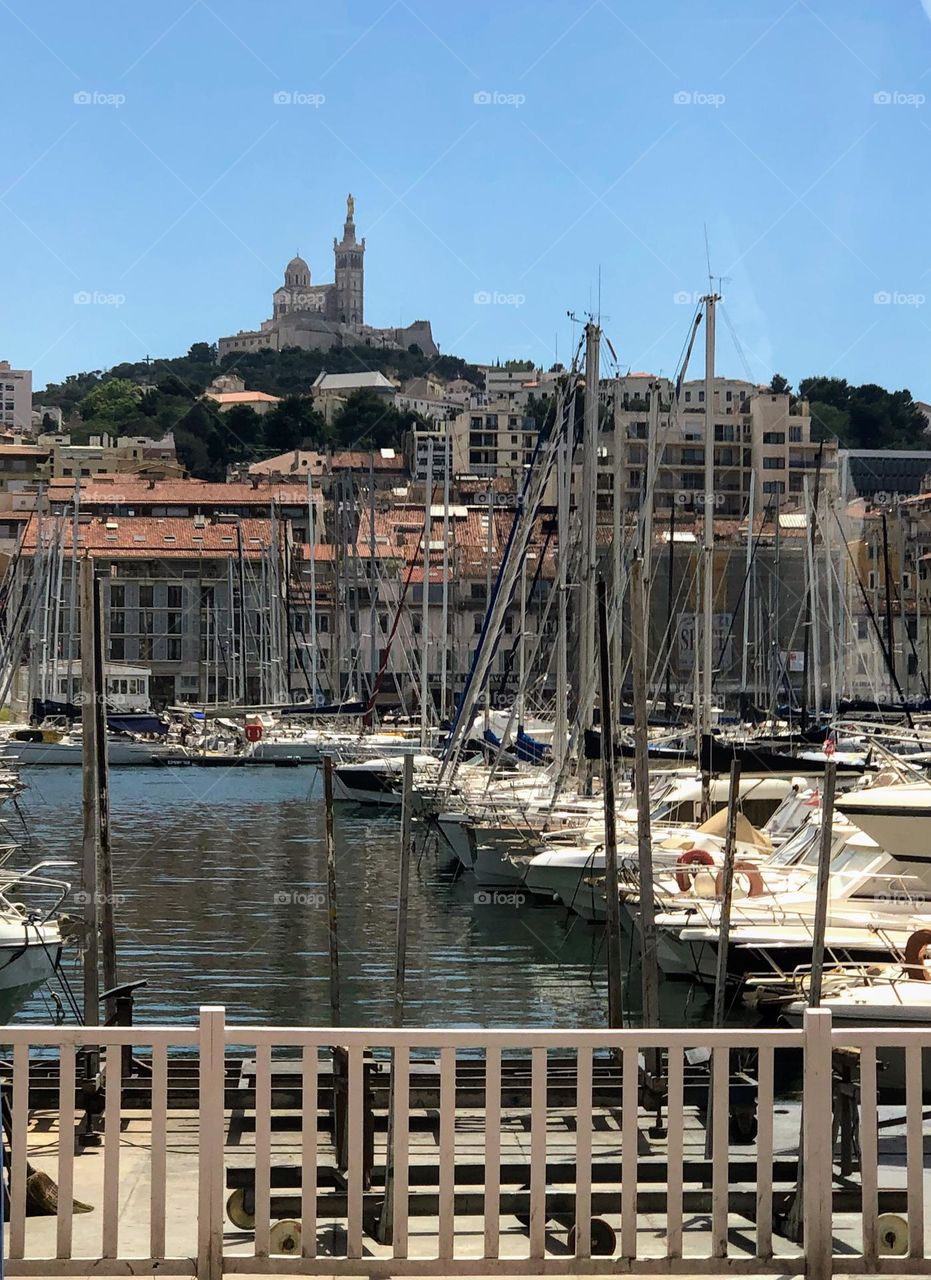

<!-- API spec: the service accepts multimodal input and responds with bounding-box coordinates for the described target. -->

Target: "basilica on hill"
[218,195,438,359]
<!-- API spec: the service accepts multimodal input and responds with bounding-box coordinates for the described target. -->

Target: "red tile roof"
[45,479,302,507]
[20,514,274,559]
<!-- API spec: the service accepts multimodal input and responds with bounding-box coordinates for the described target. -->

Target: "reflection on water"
[9,766,716,1030]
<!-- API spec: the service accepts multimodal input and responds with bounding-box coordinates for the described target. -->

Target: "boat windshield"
[767,821,819,868]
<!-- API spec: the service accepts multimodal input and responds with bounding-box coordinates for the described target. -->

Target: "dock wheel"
[567,1218,616,1256]
[226,1188,255,1230]
[877,1213,909,1256]
[270,1219,302,1255]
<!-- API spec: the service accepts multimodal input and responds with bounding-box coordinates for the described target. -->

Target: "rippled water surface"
[9,766,716,1029]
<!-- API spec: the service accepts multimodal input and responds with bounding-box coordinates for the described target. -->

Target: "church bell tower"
[333,193,365,327]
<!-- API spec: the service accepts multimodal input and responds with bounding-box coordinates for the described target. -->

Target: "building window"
[789,426,802,442]
[762,431,785,445]
[111,585,125,608]
[167,585,182,609]
[762,481,785,494]
[857,617,869,640]
[762,457,783,469]
[110,638,125,660]
[166,639,181,662]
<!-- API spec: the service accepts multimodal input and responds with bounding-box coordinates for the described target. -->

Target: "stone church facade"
[218,196,437,359]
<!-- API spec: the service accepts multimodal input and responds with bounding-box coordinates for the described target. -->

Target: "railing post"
[198,1006,226,1280]
[803,1008,834,1280]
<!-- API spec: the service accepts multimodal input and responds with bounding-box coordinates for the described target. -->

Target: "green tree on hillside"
[263,397,329,454]
[799,376,927,448]
[79,379,141,424]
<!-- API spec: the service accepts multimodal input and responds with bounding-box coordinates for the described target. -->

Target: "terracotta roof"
[45,479,302,507]
[204,391,281,404]
[20,514,273,559]
[329,450,405,471]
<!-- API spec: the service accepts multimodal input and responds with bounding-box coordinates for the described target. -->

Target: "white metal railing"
[0,1007,929,1276]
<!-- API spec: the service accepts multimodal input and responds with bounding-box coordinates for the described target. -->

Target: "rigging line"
[445,382,569,771]
[717,301,756,384]
[709,492,777,689]
[829,503,917,732]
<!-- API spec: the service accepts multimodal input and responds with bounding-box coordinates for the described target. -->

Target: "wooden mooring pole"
[91,568,117,1008]
[79,556,100,1032]
[705,757,741,1161]
[785,758,837,1242]
[629,557,660,1042]
[711,758,742,1030]
[322,755,341,1026]
[377,752,415,1244]
[596,578,623,1029]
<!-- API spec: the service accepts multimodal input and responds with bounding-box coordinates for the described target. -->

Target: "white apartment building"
[0,362,32,432]
[450,402,537,480]
[597,376,835,517]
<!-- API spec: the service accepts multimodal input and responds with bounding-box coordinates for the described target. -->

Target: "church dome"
[284,255,310,287]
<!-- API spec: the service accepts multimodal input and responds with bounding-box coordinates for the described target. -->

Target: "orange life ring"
[904,928,931,981]
[676,847,715,893]
[715,860,764,898]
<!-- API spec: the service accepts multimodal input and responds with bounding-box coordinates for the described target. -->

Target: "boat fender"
[877,1212,909,1256]
[904,929,931,981]
[715,861,764,899]
[676,847,715,894]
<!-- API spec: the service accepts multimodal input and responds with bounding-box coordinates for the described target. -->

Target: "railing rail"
[0,1008,929,1276]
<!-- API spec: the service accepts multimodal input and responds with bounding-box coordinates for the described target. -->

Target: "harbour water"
[10,766,718,1029]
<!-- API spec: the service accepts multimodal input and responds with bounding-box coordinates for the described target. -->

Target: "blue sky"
[3,0,931,397]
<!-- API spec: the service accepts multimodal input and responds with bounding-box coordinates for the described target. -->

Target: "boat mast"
[516,554,527,735]
[439,432,451,724]
[578,321,600,789]
[420,438,433,748]
[368,453,377,702]
[554,409,570,773]
[611,382,623,687]
[67,481,80,703]
[700,293,718,792]
[307,472,319,705]
[483,485,494,736]
[740,482,755,705]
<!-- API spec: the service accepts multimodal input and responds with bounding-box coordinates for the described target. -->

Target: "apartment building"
[17,512,285,706]
[598,376,837,518]
[450,403,537,480]
[0,362,32,432]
